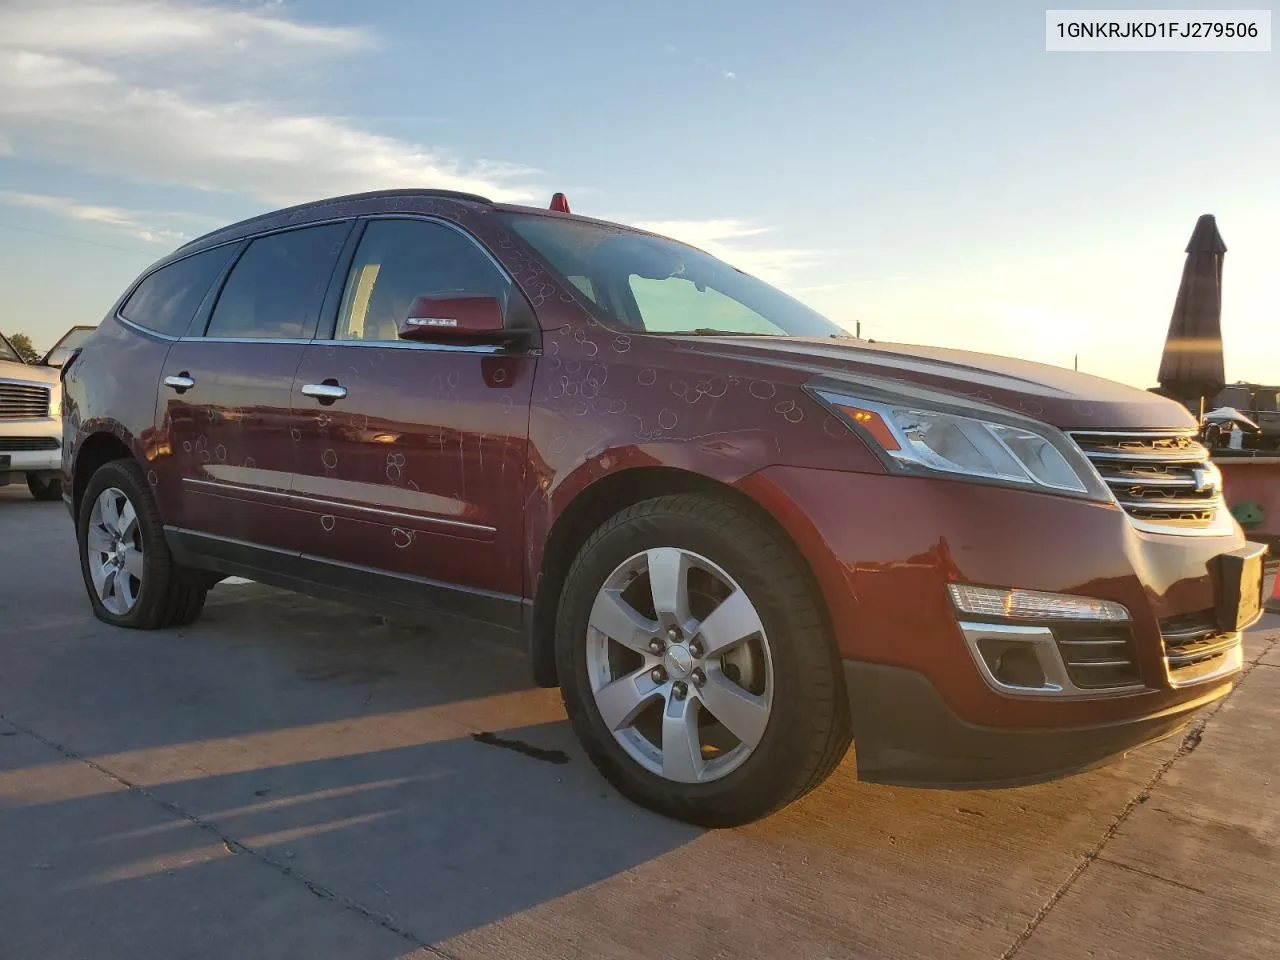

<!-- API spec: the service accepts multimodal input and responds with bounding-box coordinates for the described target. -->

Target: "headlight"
[811,389,1101,496]
[49,387,62,418]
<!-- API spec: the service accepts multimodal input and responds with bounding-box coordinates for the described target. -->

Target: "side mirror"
[43,346,75,369]
[397,295,515,343]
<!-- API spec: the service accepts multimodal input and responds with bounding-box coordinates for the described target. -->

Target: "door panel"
[159,340,308,549]
[290,344,534,596]
[156,221,353,552]
[287,216,535,599]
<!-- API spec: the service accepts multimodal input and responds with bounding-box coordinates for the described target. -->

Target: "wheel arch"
[72,432,135,519]
[528,464,832,687]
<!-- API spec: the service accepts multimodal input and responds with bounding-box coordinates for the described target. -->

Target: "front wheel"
[77,459,207,629]
[27,474,62,501]
[556,495,851,827]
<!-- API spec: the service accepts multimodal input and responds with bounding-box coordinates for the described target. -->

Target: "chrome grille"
[1070,430,1220,528]
[0,381,51,420]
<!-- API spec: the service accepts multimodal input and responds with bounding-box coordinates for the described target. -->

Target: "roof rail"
[176,188,493,251]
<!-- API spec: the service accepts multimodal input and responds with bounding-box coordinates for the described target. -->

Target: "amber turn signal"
[833,404,901,451]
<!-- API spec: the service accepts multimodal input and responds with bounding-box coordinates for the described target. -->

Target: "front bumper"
[740,465,1256,735]
[843,659,1228,787]
[0,417,62,482]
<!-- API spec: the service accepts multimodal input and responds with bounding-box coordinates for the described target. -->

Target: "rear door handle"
[164,373,195,393]
[301,382,347,404]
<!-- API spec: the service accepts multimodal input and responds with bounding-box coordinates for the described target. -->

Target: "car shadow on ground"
[0,565,702,953]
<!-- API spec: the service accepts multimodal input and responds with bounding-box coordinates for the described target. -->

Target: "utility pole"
[1074,354,1079,372]
[856,320,861,339]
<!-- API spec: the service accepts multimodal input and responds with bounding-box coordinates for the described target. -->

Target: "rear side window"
[120,245,238,337]
[334,219,511,342]
[206,223,350,339]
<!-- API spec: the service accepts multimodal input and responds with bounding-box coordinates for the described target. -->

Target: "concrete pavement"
[1,484,1277,959]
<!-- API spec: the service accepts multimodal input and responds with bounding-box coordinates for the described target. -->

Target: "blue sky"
[0,0,1275,387]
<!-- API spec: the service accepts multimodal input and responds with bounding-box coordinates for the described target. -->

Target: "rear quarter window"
[120,245,238,337]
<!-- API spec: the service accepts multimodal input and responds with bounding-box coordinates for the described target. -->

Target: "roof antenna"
[549,192,571,213]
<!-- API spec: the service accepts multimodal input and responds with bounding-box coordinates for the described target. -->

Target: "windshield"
[502,214,843,338]
[0,333,22,364]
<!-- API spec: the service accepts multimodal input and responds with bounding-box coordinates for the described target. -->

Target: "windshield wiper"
[676,328,772,337]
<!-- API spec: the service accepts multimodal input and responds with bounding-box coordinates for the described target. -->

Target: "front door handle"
[301,381,347,405]
[164,373,195,393]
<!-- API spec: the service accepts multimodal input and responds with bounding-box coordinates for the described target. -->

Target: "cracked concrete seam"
[0,712,457,960]
[998,630,1280,960]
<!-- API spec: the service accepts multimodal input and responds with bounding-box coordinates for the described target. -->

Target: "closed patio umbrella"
[1157,214,1227,414]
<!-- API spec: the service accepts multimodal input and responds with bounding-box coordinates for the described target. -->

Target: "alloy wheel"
[86,487,144,615]
[585,547,774,783]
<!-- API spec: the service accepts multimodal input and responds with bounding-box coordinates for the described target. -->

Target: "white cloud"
[630,219,819,286]
[0,0,365,57]
[0,1,815,283]
[721,70,737,80]
[0,2,537,208]
[0,191,188,243]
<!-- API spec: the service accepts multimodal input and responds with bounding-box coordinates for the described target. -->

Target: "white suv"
[1,328,92,500]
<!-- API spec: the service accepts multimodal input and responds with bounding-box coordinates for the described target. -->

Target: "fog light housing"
[948,584,1130,622]
[995,645,1047,687]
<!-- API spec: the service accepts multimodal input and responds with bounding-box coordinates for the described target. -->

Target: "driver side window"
[335,219,511,342]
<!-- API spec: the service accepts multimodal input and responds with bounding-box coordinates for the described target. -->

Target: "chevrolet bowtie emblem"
[1191,464,1221,495]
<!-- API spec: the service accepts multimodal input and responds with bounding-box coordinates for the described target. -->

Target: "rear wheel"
[556,495,851,827]
[27,475,62,501]
[77,459,207,629]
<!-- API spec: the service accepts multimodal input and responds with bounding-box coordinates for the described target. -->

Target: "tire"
[27,475,62,501]
[556,495,851,827]
[77,458,207,629]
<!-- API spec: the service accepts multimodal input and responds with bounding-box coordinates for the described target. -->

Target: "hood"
[677,336,1194,431]
[0,357,59,387]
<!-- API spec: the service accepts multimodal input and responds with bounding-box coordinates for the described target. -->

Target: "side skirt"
[164,526,530,645]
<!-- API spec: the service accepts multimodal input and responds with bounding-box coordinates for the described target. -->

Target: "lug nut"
[671,681,688,700]
[650,666,667,684]
[688,640,702,658]
[691,668,706,687]
[648,638,664,654]
[666,626,681,641]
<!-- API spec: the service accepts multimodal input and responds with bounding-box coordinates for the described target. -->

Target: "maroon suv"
[62,189,1267,826]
